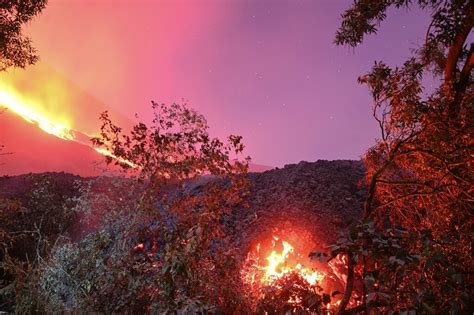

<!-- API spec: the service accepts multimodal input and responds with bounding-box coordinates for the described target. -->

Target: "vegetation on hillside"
[318,0,473,313]
[0,0,472,313]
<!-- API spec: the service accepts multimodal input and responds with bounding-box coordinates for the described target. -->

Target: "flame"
[0,63,140,172]
[0,89,73,140]
[245,236,325,288]
[262,236,324,286]
[0,64,78,140]
[243,234,349,311]
[94,147,137,169]
[0,87,136,169]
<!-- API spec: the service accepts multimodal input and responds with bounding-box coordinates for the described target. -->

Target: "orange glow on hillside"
[0,65,78,139]
[0,64,137,170]
[0,63,134,138]
[0,87,135,168]
[93,147,136,169]
[0,89,74,141]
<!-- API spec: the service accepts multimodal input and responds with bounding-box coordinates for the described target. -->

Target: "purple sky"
[27,0,431,167]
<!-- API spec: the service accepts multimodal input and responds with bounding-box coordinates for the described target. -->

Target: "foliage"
[6,102,254,313]
[0,0,47,71]
[326,0,473,313]
[39,229,155,313]
[0,174,78,313]
[69,176,145,238]
[34,102,253,313]
[91,101,249,181]
[256,272,329,315]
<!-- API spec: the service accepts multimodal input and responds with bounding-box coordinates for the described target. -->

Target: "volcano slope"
[0,159,366,311]
[0,160,366,248]
[0,160,365,253]
[227,160,366,254]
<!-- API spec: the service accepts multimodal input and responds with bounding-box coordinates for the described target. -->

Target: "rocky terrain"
[0,160,366,251]
[228,160,366,254]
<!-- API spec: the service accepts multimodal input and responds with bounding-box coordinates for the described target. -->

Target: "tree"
[39,102,252,313]
[0,174,79,313]
[327,1,473,314]
[0,0,47,71]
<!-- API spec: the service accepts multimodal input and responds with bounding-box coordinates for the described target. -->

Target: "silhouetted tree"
[323,1,473,314]
[40,102,252,313]
[0,0,47,71]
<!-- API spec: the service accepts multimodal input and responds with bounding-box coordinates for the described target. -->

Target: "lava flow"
[0,89,74,141]
[0,88,135,169]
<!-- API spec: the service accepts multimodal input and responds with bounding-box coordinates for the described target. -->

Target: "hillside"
[0,111,107,176]
[0,159,365,248]
[230,160,365,251]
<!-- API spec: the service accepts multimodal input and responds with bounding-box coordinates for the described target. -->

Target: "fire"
[0,89,74,141]
[0,65,78,141]
[94,147,136,169]
[244,235,325,291]
[261,236,324,286]
[0,87,135,168]
[243,234,349,311]
[0,63,139,171]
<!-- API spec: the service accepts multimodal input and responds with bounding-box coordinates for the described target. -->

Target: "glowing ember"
[133,243,145,250]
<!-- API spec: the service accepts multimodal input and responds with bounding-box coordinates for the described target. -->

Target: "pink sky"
[22,0,430,167]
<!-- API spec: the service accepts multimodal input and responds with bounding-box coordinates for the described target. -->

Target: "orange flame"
[261,236,324,286]
[93,147,136,168]
[243,234,349,311]
[244,235,325,291]
[0,89,73,140]
[0,86,135,169]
